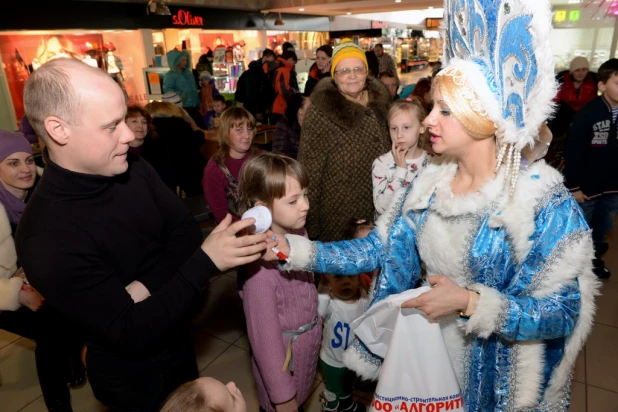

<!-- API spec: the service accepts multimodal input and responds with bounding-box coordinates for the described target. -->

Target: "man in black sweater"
[16,58,272,411]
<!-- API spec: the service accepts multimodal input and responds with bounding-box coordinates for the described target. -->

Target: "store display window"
[153,29,328,94]
[0,30,149,121]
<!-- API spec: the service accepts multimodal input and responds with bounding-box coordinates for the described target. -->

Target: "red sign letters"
[172,9,204,26]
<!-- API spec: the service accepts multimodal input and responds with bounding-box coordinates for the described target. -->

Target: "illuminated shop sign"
[554,9,580,24]
[172,9,204,26]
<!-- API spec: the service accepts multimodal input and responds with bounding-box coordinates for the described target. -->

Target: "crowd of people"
[0,0,615,410]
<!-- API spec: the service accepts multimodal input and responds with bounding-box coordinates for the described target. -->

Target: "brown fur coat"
[298,77,391,241]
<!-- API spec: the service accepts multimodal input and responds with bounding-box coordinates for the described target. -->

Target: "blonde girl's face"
[389,109,425,153]
[228,122,255,159]
[269,177,309,232]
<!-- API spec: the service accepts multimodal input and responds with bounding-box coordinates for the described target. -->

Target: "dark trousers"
[579,193,618,250]
[87,336,198,412]
[0,307,80,411]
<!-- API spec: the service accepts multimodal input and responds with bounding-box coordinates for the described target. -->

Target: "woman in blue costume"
[269,0,600,410]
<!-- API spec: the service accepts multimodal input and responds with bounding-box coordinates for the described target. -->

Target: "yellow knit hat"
[331,39,368,77]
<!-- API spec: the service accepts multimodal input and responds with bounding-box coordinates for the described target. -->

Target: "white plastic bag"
[351,287,464,412]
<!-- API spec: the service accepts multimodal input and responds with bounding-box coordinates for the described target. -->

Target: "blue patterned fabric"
[308,178,589,410]
[427,186,587,411]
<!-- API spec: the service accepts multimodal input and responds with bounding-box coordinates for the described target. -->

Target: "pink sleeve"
[202,162,237,223]
[242,265,297,403]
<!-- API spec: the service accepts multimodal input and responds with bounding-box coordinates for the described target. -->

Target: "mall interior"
[0,0,618,411]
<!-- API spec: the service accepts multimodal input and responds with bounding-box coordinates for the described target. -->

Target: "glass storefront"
[550,8,617,72]
[152,29,329,95]
[0,30,149,123]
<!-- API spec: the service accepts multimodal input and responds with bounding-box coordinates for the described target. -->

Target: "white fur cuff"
[342,343,381,381]
[283,234,314,271]
[463,284,506,338]
[0,277,24,311]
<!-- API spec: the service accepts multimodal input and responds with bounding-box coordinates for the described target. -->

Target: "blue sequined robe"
[285,157,599,411]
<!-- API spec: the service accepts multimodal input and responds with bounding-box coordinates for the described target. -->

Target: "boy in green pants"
[318,274,370,412]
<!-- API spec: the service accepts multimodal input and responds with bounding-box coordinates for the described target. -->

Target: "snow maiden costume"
[281,0,600,410]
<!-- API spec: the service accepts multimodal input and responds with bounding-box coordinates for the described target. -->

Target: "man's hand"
[126,281,151,303]
[401,275,469,321]
[202,214,271,271]
[19,288,45,312]
[275,398,299,412]
[572,190,589,204]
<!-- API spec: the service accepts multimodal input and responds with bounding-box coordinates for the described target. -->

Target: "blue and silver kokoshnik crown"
[440,0,557,189]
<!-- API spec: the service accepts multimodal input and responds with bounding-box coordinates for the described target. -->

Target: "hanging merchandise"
[213,45,226,64]
[351,287,464,412]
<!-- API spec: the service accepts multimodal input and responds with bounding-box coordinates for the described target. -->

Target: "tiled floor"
[2,228,618,411]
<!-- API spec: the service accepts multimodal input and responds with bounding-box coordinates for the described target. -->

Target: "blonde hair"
[215,107,257,162]
[160,380,223,412]
[388,98,429,149]
[23,58,86,142]
[432,72,496,140]
[144,101,186,120]
[239,153,309,212]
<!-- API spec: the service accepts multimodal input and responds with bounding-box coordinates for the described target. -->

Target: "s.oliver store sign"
[171,9,204,27]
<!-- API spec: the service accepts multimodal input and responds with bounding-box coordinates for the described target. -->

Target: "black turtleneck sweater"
[15,152,217,357]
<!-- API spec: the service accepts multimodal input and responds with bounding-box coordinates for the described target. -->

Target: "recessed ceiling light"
[428,6,434,9]
[395,0,402,2]
[299,8,304,11]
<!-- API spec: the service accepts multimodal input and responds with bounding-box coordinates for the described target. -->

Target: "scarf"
[343,90,369,107]
[0,183,26,225]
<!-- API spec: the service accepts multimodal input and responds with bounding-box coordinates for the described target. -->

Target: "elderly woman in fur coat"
[298,40,391,241]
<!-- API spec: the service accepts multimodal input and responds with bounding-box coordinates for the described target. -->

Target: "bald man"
[16,58,271,412]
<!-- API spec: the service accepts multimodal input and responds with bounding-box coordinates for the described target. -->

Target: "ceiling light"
[428,6,434,9]
[299,8,305,11]
[395,0,402,3]
[146,0,171,16]
[274,12,285,26]
[347,12,352,15]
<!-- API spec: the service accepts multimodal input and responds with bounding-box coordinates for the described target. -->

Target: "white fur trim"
[463,284,505,338]
[441,316,467,386]
[543,242,600,403]
[402,156,456,213]
[342,344,381,381]
[0,277,24,311]
[514,341,545,408]
[283,234,313,271]
[490,161,566,264]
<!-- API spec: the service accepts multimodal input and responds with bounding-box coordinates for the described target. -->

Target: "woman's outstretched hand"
[201,214,274,271]
[401,275,469,321]
[262,230,289,262]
